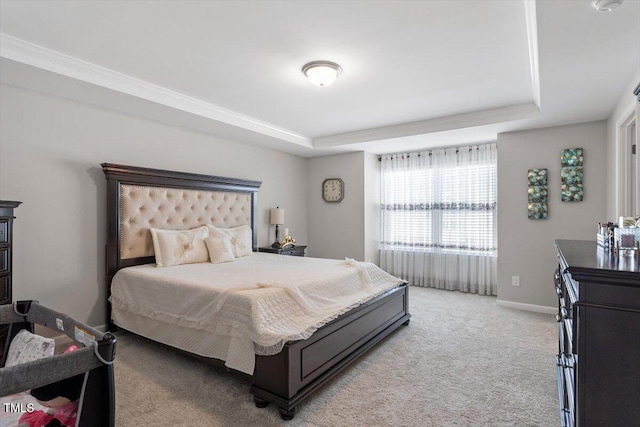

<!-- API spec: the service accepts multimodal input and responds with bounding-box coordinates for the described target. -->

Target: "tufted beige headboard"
[120,184,252,259]
[102,163,261,326]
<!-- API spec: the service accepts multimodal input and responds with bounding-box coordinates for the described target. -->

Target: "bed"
[102,163,411,420]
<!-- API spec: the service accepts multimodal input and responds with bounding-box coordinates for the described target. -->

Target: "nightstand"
[258,245,307,257]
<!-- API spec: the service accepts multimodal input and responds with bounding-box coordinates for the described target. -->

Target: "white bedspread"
[110,253,403,372]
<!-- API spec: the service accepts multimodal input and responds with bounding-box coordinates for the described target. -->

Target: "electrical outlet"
[512,276,520,287]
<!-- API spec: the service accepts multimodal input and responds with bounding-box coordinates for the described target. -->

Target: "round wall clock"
[322,178,344,202]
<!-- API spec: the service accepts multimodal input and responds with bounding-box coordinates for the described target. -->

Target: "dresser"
[0,200,21,365]
[554,239,640,427]
[258,245,307,257]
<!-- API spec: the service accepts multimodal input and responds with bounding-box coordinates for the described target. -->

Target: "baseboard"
[496,299,556,314]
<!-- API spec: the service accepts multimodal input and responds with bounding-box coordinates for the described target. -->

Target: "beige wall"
[306,151,380,264]
[0,84,309,327]
[0,80,626,326]
[497,121,607,309]
[364,153,381,265]
[307,152,366,260]
[605,71,640,219]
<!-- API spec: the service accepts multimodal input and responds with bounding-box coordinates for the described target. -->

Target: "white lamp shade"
[302,61,342,87]
[270,208,285,225]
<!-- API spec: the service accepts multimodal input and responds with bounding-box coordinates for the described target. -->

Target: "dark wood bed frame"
[102,163,411,420]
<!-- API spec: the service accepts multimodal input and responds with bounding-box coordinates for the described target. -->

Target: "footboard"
[251,284,410,419]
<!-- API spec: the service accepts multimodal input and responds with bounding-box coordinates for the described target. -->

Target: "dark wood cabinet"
[258,245,307,257]
[0,200,21,366]
[555,239,640,427]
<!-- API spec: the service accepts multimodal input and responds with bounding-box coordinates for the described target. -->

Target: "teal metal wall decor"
[527,185,548,203]
[528,202,548,220]
[560,148,584,202]
[527,168,548,185]
[560,148,583,167]
[528,168,548,219]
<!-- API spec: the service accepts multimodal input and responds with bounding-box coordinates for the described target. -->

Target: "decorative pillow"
[5,329,55,367]
[204,235,236,264]
[150,226,209,267]
[208,225,253,258]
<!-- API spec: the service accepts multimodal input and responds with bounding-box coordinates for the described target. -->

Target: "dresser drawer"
[562,354,575,413]
[0,275,10,305]
[556,354,574,427]
[281,249,303,256]
[0,248,8,274]
[561,272,578,305]
[558,320,574,356]
[564,318,574,354]
[0,219,9,245]
[258,245,307,257]
[0,220,7,244]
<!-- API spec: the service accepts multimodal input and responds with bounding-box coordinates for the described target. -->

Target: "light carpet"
[114,286,558,426]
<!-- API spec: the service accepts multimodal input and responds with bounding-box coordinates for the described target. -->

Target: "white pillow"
[208,225,253,258]
[5,329,55,367]
[150,225,209,267]
[204,235,236,264]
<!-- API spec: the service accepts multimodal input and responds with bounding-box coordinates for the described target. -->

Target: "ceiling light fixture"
[302,61,342,87]
[591,0,623,12]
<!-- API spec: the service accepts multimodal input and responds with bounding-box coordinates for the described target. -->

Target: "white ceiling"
[0,0,638,157]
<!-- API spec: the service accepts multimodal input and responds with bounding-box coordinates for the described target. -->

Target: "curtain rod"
[377,145,489,161]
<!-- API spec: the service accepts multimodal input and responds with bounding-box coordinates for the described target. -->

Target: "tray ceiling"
[0,1,638,156]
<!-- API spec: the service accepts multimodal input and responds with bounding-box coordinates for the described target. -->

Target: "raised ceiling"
[0,0,638,157]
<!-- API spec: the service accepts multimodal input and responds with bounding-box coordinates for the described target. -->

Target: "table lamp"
[270,207,284,248]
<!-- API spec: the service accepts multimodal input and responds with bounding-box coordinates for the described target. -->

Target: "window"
[381,144,497,254]
[382,169,434,248]
[379,143,497,295]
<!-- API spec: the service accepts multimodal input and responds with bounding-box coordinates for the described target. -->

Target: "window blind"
[380,144,497,255]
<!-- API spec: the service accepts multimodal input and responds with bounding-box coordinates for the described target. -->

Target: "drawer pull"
[561,307,569,319]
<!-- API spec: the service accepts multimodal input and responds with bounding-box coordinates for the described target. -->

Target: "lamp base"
[271,224,281,248]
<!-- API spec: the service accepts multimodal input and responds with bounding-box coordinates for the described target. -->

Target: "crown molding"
[524,0,541,108]
[313,103,540,147]
[1,32,542,152]
[0,33,312,148]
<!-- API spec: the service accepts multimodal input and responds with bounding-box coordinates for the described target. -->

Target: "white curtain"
[379,143,497,296]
